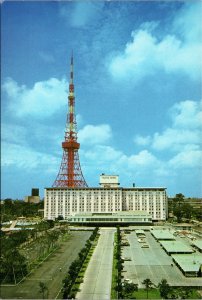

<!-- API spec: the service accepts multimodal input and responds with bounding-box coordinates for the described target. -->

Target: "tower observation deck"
[52,54,88,188]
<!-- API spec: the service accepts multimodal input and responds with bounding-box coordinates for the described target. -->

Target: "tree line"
[121,277,196,299]
[0,220,62,284]
[1,199,44,222]
[170,193,201,222]
[62,227,99,299]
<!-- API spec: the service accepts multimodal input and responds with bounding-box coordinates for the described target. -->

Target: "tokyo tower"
[52,54,88,188]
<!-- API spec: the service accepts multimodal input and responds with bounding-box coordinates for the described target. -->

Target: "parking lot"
[121,230,202,287]
[0,231,91,299]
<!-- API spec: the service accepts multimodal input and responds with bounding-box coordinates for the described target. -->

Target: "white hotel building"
[44,175,167,223]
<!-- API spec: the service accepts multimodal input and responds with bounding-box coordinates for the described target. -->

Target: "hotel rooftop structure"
[44,175,167,224]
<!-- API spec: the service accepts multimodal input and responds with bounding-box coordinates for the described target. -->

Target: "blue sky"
[1,1,202,199]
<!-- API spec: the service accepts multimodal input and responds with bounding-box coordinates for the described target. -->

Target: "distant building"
[44,175,167,223]
[24,196,40,204]
[32,188,39,196]
[24,188,40,204]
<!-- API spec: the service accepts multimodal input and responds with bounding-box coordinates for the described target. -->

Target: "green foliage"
[111,232,119,299]
[1,199,44,222]
[62,227,99,299]
[136,284,198,300]
[135,288,161,299]
[0,230,30,283]
[35,220,52,231]
[111,226,125,299]
[166,286,196,299]
[56,215,64,221]
[122,282,138,298]
[158,279,171,299]
[0,247,27,284]
[170,194,201,222]
[46,219,54,228]
[39,281,48,299]
[0,222,62,284]
[171,193,198,222]
[142,278,154,299]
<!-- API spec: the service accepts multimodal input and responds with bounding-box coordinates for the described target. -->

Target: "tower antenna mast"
[52,54,88,188]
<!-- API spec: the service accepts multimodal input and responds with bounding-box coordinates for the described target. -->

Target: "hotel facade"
[44,175,167,223]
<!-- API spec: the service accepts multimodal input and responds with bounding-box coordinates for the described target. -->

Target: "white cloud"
[128,150,158,167]
[81,143,166,188]
[1,123,27,145]
[169,148,202,169]
[134,100,202,152]
[83,144,159,173]
[152,128,201,151]
[109,3,202,82]
[152,100,202,151]
[1,141,58,173]
[78,124,112,145]
[60,2,104,28]
[133,135,151,146]
[80,98,201,188]
[173,2,202,43]
[170,100,202,129]
[83,145,125,167]
[39,51,55,63]
[2,77,68,118]
[1,121,64,160]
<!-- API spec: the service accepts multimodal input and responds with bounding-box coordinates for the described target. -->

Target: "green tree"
[47,230,59,250]
[181,203,193,221]
[62,275,72,299]
[39,281,48,299]
[158,279,171,299]
[142,278,154,299]
[68,260,81,279]
[1,249,27,284]
[178,287,193,299]
[122,282,138,298]
[173,193,185,222]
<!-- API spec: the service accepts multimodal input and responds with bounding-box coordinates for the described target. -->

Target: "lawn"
[124,288,201,299]
[133,288,161,299]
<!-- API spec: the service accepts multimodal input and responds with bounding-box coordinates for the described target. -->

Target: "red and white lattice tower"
[52,54,88,188]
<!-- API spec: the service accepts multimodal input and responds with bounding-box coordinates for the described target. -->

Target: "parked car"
[122,257,132,261]
[141,244,149,248]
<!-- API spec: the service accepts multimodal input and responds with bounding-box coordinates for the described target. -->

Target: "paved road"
[76,228,115,300]
[0,231,91,299]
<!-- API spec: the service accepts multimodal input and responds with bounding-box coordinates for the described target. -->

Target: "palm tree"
[173,193,185,222]
[39,281,48,299]
[142,278,154,299]
[158,279,171,299]
[5,249,27,284]
[123,282,138,298]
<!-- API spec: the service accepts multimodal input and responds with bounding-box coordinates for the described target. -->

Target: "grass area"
[111,232,118,300]
[61,233,70,242]
[133,288,161,299]
[19,231,71,280]
[189,290,201,299]
[123,288,201,299]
